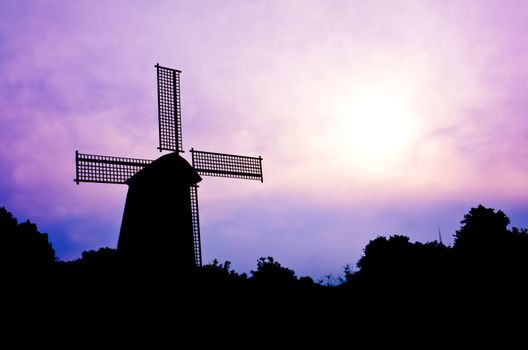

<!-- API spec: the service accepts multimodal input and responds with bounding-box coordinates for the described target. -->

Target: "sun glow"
[327,88,416,174]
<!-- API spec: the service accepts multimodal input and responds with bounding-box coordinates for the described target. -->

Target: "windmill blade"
[190,185,202,267]
[156,64,183,153]
[190,149,263,182]
[74,151,153,184]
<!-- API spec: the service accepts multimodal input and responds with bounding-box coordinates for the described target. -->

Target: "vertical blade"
[156,64,183,153]
[190,184,202,267]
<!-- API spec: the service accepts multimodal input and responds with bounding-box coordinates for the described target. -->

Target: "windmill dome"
[126,152,201,186]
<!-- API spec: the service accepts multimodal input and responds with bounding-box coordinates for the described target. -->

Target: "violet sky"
[1,0,528,279]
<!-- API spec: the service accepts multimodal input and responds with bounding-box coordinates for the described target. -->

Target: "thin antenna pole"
[438,225,443,244]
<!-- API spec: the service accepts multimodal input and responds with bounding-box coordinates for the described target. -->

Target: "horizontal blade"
[74,151,153,184]
[190,149,263,182]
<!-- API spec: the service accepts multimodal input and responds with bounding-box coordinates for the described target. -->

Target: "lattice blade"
[74,151,153,184]
[190,185,202,267]
[156,64,183,153]
[190,149,263,182]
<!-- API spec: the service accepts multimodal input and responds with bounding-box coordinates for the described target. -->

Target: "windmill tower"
[74,64,263,272]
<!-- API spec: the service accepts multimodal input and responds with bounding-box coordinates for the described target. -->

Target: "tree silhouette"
[3,200,528,326]
[350,234,451,299]
[0,207,56,278]
[452,204,528,291]
[453,204,510,253]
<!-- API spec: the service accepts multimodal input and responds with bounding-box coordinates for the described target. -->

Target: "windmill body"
[74,64,263,272]
[117,153,201,272]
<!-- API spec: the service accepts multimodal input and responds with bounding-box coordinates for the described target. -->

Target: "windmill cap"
[126,152,202,186]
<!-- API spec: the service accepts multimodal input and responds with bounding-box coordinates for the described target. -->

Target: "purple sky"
[1,0,528,279]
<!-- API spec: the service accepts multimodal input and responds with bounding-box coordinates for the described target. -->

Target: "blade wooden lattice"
[190,149,263,182]
[156,64,183,153]
[74,151,153,184]
[190,185,202,267]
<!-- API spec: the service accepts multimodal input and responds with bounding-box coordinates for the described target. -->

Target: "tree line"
[2,204,528,306]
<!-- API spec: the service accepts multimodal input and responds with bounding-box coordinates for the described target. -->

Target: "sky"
[1,0,528,280]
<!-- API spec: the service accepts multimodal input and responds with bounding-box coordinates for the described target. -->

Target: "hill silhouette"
[3,204,528,340]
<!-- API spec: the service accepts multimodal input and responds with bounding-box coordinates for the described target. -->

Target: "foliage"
[58,247,120,278]
[453,204,510,253]
[194,259,248,288]
[3,203,528,301]
[0,206,56,275]
[250,256,299,287]
[451,204,528,288]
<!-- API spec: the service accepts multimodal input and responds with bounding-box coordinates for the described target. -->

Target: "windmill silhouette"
[74,64,263,271]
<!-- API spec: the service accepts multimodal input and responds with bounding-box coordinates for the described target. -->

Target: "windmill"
[74,64,263,271]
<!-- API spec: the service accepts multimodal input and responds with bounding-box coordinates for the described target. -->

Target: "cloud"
[1,0,528,277]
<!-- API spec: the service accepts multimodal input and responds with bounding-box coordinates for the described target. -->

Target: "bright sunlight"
[328,87,416,175]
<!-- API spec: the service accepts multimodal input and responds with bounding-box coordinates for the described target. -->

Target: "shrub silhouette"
[193,259,248,288]
[57,247,120,281]
[250,256,299,288]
